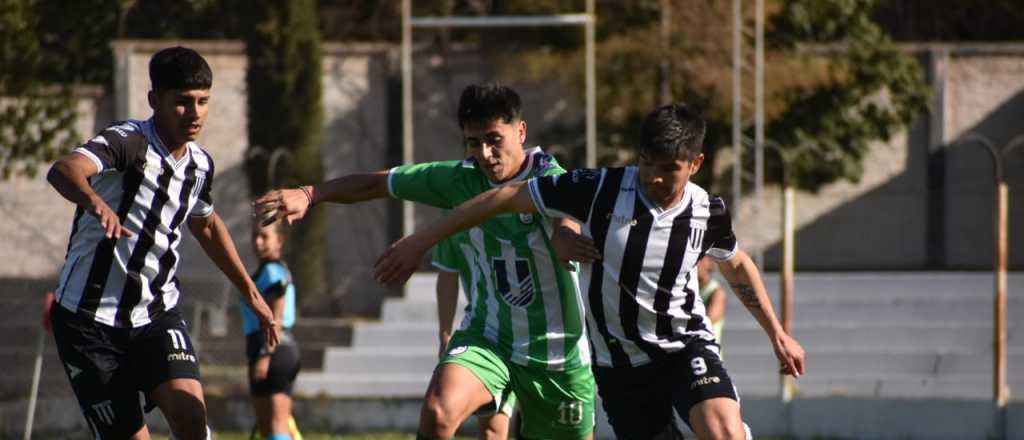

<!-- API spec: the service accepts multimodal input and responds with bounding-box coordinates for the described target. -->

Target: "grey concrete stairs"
[295,274,465,398]
[295,272,1024,401]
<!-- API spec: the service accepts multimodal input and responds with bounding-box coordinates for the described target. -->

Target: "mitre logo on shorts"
[167,352,197,363]
[690,375,721,390]
[448,346,469,356]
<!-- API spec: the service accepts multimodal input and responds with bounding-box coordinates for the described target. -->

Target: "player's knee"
[479,423,509,440]
[420,398,460,437]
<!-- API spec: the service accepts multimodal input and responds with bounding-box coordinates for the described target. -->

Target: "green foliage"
[35,0,120,85]
[766,0,931,191]
[0,0,79,180]
[243,0,328,299]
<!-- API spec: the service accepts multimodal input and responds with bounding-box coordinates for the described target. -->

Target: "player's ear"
[688,153,705,174]
[518,120,527,144]
[147,91,157,111]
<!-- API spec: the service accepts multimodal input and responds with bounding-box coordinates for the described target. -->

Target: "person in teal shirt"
[241,221,302,440]
[255,83,595,440]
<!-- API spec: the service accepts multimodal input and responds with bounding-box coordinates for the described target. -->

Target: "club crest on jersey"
[492,257,535,308]
[519,213,534,225]
[570,168,600,183]
[688,227,705,251]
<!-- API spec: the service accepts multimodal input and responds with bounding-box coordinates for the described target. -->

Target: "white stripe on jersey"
[529,225,566,369]
[468,227,501,344]
[598,167,647,366]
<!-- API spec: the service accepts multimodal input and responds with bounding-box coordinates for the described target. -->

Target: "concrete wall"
[0,87,110,278]
[733,44,1024,270]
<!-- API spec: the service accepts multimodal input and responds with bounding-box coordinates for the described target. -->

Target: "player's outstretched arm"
[252,171,391,226]
[47,153,133,239]
[374,181,537,286]
[188,213,280,349]
[717,249,805,377]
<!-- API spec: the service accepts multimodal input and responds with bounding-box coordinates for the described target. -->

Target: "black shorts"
[593,338,739,439]
[51,305,201,439]
[245,330,301,396]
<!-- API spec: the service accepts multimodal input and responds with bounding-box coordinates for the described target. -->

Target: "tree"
[0,0,80,180]
[489,0,928,192]
[242,0,328,301]
[767,0,931,190]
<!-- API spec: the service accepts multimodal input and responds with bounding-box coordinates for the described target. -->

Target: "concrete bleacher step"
[380,296,468,322]
[347,320,1023,351]
[290,271,1024,403]
[729,372,1020,399]
[322,347,438,374]
[787,296,1024,322]
[293,372,431,398]
[757,272,1024,299]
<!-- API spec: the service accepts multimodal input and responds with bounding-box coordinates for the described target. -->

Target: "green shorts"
[441,332,595,439]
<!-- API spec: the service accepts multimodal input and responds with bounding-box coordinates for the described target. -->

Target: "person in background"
[697,255,727,344]
[243,221,302,440]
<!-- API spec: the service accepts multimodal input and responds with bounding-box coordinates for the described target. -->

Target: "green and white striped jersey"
[432,230,472,301]
[389,147,590,370]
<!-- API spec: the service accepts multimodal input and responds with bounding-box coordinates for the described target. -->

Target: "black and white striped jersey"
[528,166,738,367]
[55,119,215,328]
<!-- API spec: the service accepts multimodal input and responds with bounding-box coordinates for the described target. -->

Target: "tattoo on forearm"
[731,283,761,308]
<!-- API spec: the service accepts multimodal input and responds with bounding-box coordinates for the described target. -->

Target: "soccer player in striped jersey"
[47,46,279,440]
[255,83,596,439]
[375,103,806,440]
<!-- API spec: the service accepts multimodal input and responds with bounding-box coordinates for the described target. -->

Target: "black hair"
[638,103,706,161]
[149,46,213,92]
[457,82,522,129]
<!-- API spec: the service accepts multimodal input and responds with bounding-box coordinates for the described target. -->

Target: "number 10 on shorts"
[557,400,584,425]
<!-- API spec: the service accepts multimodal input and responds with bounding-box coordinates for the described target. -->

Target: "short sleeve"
[72,124,145,173]
[432,236,462,273]
[190,159,215,218]
[527,168,604,224]
[258,263,292,299]
[704,195,738,261]
[388,161,462,209]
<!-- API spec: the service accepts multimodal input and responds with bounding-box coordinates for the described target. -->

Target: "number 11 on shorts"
[167,329,188,350]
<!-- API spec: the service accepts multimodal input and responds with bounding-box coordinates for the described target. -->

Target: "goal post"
[400,0,597,236]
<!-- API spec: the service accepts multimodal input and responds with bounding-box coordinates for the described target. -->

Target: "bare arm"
[253,171,391,225]
[251,293,287,380]
[435,271,459,359]
[374,181,536,286]
[47,153,133,239]
[717,249,805,376]
[188,213,280,349]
